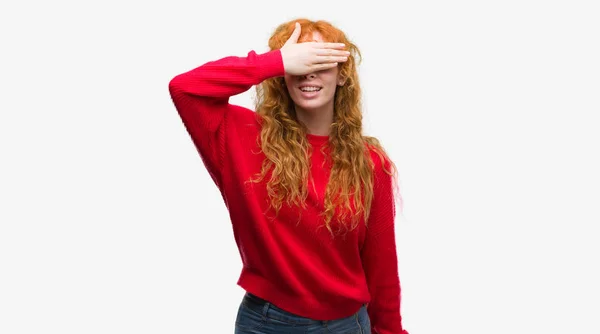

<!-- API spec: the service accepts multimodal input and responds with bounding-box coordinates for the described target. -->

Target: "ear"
[337,75,347,86]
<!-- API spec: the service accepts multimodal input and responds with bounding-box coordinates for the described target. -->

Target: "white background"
[1,1,599,333]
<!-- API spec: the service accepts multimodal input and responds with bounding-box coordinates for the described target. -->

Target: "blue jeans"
[234,292,371,333]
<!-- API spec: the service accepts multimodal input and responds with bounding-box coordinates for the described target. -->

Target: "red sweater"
[168,49,408,334]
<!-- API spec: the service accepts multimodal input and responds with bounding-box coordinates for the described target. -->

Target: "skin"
[283,31,347,136]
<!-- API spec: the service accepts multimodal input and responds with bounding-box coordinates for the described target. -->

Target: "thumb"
[284,22,301,45]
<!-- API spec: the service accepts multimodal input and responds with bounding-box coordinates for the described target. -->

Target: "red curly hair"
[249,18,399,236]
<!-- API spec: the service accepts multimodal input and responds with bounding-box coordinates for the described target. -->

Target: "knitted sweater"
[168,49,408,334]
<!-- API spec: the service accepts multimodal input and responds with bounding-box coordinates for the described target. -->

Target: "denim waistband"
[244,292,316,325]
[241,292,366,325]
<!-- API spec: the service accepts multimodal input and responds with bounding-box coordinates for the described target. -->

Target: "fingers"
[315,48,351,57]
[314,42,347,49]
[311,62,339,71]
[315,55,349,64]
[314,47,350,64]
[285,22,301,45]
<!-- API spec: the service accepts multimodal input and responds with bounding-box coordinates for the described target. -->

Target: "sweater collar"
[306,133,329,146]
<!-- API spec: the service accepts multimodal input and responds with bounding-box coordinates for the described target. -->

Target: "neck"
[295,103,334,136]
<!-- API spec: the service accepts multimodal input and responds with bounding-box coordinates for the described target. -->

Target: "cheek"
[324,80,339,94]
[284,80,296,95]
[283,75,294,87]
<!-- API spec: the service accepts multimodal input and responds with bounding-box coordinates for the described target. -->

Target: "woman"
[168,18,409,334]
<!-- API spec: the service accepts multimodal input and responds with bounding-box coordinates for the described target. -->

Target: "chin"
[296,101,326,111]
[293,95,332,110]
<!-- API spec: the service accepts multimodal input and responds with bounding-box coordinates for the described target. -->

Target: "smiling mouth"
[299,87,322,92]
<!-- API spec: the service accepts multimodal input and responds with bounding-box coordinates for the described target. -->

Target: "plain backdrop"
[1,1,599,333]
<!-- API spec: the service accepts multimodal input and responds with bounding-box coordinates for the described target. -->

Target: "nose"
[303,73,317,80]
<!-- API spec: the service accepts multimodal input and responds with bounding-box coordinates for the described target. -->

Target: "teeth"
[300,87,321,92]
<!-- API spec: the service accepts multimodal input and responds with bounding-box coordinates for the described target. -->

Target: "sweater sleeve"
[361,158,409,334]
[168,49,284,188]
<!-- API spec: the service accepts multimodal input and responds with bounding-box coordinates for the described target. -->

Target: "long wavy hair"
[249,18,399,236]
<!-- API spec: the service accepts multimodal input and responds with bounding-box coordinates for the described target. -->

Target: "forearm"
[168,49,284,100]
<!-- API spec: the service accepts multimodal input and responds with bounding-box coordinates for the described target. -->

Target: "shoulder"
[228,104,258,121]
[226,104,261,129]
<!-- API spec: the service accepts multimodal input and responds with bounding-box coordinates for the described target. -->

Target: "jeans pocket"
[235,303,266,331]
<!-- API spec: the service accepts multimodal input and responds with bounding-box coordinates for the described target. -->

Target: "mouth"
[298,86,322,98]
